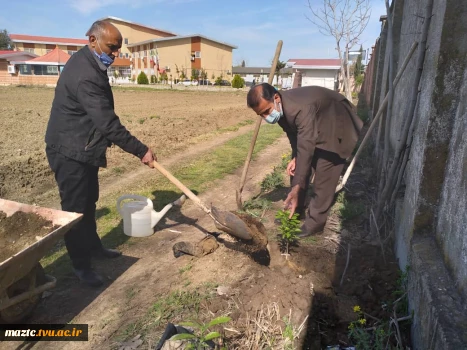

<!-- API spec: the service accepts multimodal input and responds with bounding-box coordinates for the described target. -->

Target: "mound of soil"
[220,212,271,266]
[0,211,58,262]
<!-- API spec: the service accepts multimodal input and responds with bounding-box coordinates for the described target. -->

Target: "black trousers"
[292,148,346,234]
[46,146,103,269]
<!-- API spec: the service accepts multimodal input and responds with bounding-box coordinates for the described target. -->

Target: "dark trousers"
[293,148,346,234]
[46,146,103,269]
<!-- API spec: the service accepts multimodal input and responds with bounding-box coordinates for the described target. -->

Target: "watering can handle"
[152,161,212,215]
[116,195,152,217]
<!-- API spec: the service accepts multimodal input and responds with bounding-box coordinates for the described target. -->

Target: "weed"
[126,287,138,300]
[242,198,272,219]
[332,192,365,221]
[348,305,392,350]
[112,167,124,175]
[275,210,301,256]
[179,263,193,274]
[138,118,146,124]
[150,115,161,119]
[279,152,292,170]
[170,316,231,349]
[150,290,211,328]
[261,166,285,192]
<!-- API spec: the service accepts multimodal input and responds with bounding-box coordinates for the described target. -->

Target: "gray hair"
[85,20,109,39]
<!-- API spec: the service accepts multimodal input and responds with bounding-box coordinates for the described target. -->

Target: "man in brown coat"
[247,83,363,237]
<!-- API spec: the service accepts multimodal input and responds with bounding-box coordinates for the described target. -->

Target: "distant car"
[177,79,198,86]
[198,79,212,86]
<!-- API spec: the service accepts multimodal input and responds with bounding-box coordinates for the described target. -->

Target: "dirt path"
[34,123,258,210]
[3,136,290,350]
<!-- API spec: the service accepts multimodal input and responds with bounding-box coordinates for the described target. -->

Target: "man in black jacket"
[45,20,155,287]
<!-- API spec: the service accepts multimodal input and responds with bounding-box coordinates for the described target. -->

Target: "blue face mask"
[264,101,283,124]
[94,40,114,67]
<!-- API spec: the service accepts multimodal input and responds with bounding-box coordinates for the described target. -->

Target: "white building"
[287,59,341,90]
[231,66,294,88]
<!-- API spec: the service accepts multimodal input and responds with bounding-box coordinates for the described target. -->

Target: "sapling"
[275,210,301,258]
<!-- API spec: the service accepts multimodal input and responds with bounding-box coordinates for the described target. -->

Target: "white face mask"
[264,100,283,124]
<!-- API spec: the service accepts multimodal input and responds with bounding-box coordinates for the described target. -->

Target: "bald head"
[247,83,277,108]
[247,83,283,120]
[86,20,121,41]
[87,20,122,61]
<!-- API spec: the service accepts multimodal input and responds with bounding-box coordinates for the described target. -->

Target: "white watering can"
[116,194,186,237]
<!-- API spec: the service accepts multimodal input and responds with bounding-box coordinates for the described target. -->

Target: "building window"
[125,53,129,58]
[33,65,59,75]
[195,51,201,58]
[144,50,147,57]
[24,48,35,54]
[19,65,32,75]
[119,53,123,58]
[124,38,129,45]
[67,50,77,55]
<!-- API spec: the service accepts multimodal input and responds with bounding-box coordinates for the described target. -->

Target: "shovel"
[152,161,253,241]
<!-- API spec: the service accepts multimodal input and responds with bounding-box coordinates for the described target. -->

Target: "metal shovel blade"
[211,206,253,241]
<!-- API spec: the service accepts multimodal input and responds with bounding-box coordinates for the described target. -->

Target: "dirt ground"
[0,87,407,349]
[0,86,253,204]
[0,138,405,349]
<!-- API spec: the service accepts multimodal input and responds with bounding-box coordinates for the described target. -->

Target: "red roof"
[287,59,341,66]
[0,50,15,55]
[27,47,70,65]
[10,34,87,45]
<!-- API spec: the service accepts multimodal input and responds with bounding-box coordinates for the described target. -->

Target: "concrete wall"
[361,0,467,348]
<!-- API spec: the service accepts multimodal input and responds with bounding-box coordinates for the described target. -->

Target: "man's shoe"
[92,248,122,259]
[73,268,103,287]
[298,224,324,238]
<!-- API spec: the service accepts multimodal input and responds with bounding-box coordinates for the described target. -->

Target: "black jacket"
[45,46,148,167]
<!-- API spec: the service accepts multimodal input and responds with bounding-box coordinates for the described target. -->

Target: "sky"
[1,0,387,66]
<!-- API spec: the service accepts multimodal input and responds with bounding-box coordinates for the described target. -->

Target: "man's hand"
[141,149,156,168]
[286,158,296,176]
[283,184,301,219]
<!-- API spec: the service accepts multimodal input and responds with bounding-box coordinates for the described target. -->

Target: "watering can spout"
[151,195,187,228]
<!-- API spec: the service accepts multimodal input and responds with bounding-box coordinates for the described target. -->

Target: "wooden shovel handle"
[152,161,211,215]
[236,40,283,202]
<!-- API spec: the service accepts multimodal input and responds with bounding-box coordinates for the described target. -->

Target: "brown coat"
[278,86,363,190]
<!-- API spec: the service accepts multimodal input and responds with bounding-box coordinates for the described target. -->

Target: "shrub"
[150,75,158,84]
[137,71,149,85]
[231,74,245,88]
[214,76,223,86]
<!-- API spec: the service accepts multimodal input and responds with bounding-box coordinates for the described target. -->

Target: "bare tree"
[306,0,371,99]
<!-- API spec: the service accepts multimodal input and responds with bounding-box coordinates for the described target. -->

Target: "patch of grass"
[115,288,212,342]
[40,124,283,277]
[138,118,146,124]
[150,290,211,328]
[242,198,272,219]
[261,166,285,192]
[150,115,161,120]
[331,192,365,221]
[112,167,124,175]
[126,287,138,300]
[179,263,193,274]
[216,118,255,133]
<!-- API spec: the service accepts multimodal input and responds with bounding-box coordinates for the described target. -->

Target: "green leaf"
[203,331,221,341]
[170,333,196,341]
[179,321,202,329]
[207,316,231,327]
